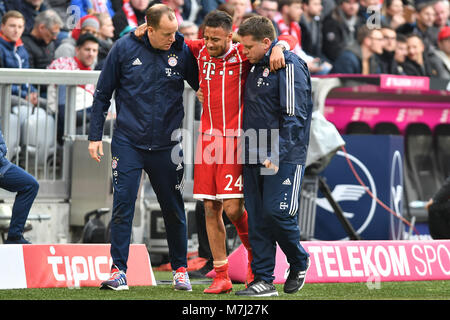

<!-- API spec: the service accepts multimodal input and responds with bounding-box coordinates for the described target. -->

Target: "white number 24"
[224,174,243,191]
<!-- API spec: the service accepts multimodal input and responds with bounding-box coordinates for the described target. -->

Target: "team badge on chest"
[111,157,119,169]
[262,68,270,77]
[228,56,237,63]
[168,54,178,67]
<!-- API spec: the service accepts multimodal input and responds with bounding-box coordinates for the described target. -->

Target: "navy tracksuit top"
[243,43,313,166]
[88,31,199,149]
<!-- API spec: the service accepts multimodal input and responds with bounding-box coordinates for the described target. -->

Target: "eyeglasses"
[371,37,384,41]
[46,26,59,37]
[383,36,396,41]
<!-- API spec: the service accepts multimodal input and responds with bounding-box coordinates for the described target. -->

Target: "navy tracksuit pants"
[243,163,309,284]
[110,135,187,273]
[0,164,39,239]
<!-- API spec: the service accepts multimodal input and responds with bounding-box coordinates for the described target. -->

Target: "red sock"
[232,210,251,251]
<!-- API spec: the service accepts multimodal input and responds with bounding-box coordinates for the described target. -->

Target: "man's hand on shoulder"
[134,23,147,38]
[269,44,286,72]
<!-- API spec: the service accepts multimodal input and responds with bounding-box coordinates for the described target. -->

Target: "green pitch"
[0,271,449,300]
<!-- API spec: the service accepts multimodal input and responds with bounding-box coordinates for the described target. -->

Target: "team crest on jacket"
[262,68,270,77]
[111,157,119,169]
[168,54,178,67]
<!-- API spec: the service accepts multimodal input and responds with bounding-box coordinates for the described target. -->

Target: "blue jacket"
[0,125,12,177]
[330,43,382,74]
[70,0,115,18]
[243,42,313,166]
[88,31,199,150]
[0,36,35,98]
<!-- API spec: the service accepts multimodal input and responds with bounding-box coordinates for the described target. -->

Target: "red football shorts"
[193,133,244,200]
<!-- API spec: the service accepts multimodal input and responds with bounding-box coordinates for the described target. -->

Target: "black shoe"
[5,235,31,244]
[235,280,278,297]
[189,259,213,279]
[284,257,311,294]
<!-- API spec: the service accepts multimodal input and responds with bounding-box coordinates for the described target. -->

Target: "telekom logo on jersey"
[203,61,216,80]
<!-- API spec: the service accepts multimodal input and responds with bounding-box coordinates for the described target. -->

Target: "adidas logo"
[282,178,291,185]
[176,163,183,171]
[132,58,142,66]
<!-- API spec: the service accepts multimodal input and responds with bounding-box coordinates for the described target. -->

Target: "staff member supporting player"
[88,4,199,291]
[236,16,313,297]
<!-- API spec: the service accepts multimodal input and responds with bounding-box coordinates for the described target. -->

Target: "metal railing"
[0,68,199,201]
[0,68,100,200]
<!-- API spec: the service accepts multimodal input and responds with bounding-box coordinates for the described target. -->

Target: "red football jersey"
[186,39,250,137]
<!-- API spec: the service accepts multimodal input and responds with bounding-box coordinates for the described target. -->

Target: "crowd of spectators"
[0,0,449,90]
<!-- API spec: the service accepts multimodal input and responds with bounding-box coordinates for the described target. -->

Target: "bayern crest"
[168,54,178,67]
[111,157,119,169]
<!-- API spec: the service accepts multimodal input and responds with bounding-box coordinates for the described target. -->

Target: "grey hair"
[179,20,198,30]
[34,9,64,29]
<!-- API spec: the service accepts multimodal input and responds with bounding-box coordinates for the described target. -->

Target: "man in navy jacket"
[0,10,37,105]
[88,4,199,291]
[235,16,312,297]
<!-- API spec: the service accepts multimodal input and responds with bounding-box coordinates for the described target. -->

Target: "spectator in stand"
[299,0,324,59]
[358,0,381,24]
[229,0,250,29]
[255,0,280,35]
[393,32,407,74]
[113,0,150,40]
[273,0,303,56]
[45,1,71,23]
[381,0,405,29]
[331,25,383,74]
[4,0,47,35]
[321,0,335,18]
[179,20,198,40]
[93,12,115,69]
[161,0,185,24]
[0,10,37,105]
[378,27,398,74]
[397,1,439,51]
[433,0,449,29]
[45,0,71,48]
[55,14,99,59]
[274,0,330,74]
[402,33,437,77]
[195,0,224,26]
[22,9,63,69]
[47,33,99,143]
[70,0,116,18]
[110,0,124,12]
[322,0,364,63]
[428,26,450,79]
